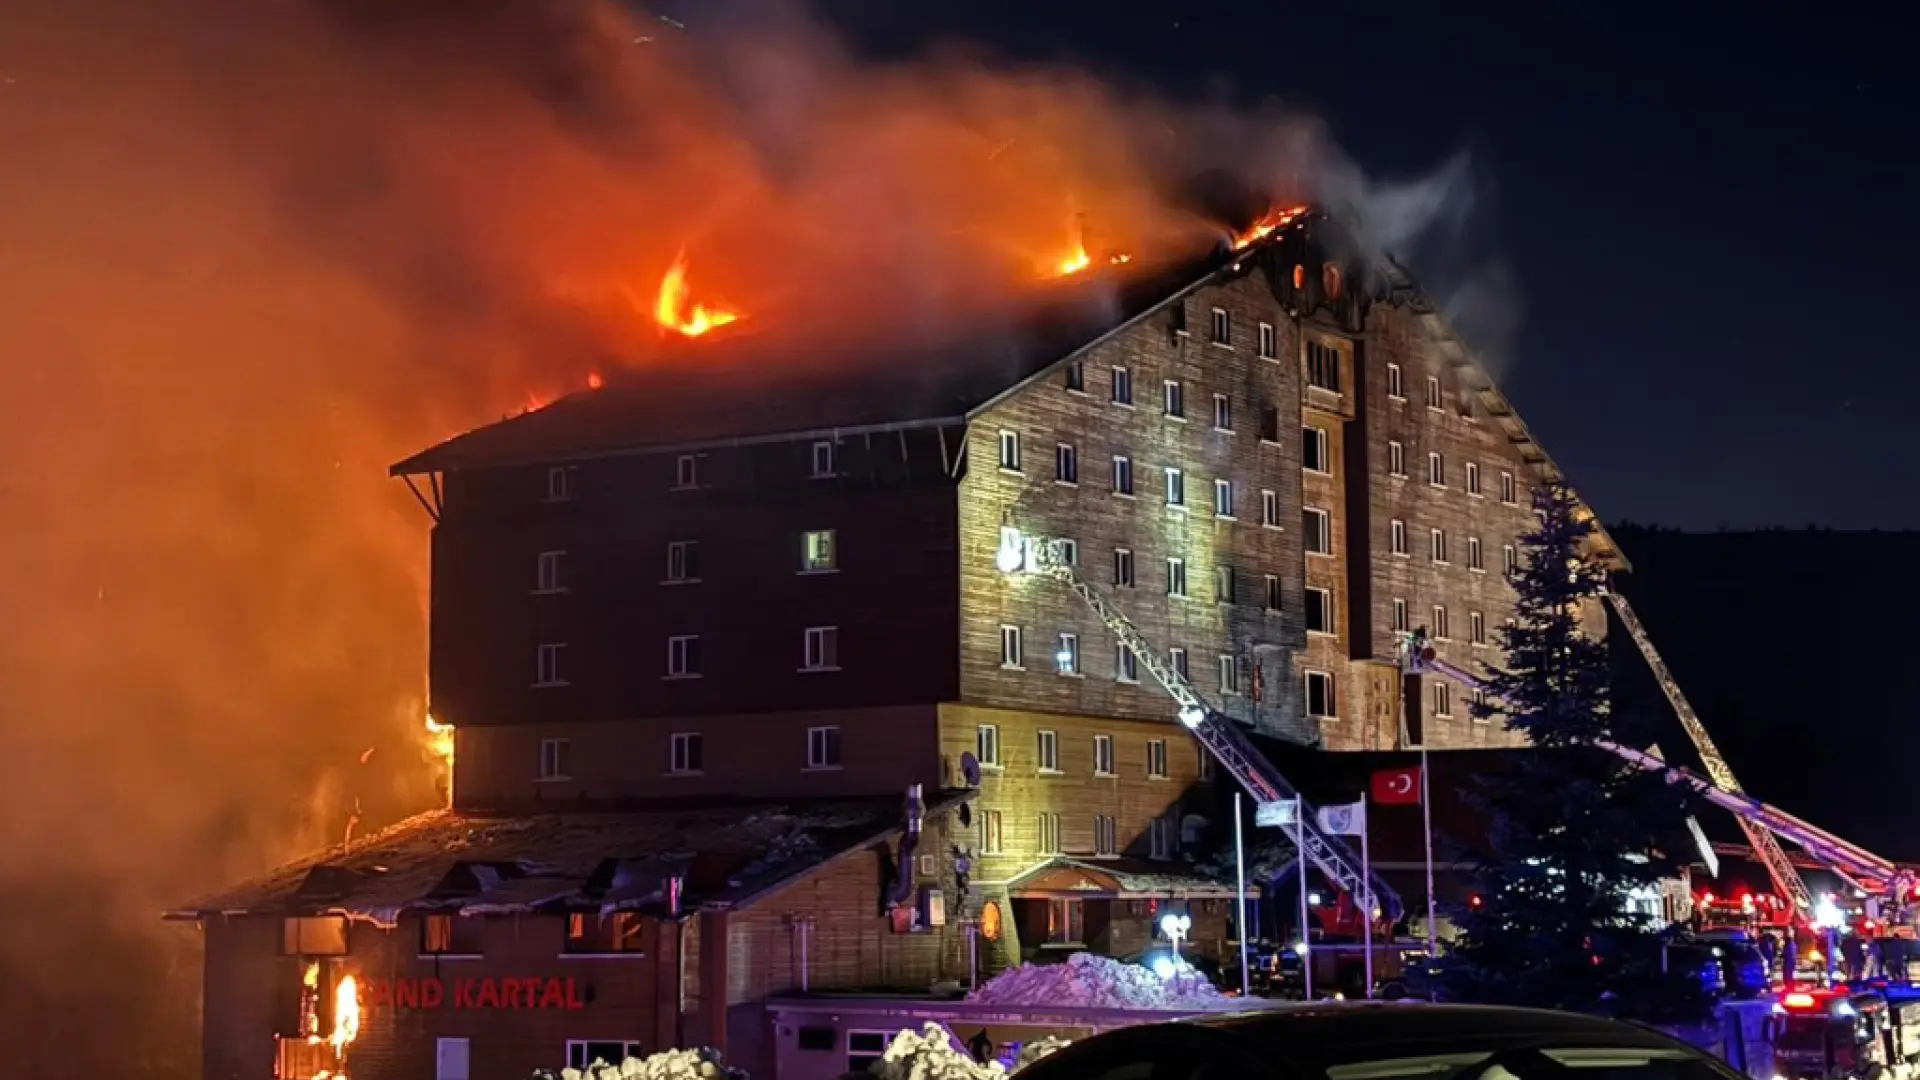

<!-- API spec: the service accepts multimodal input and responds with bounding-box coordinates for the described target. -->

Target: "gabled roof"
[166,791,970,923]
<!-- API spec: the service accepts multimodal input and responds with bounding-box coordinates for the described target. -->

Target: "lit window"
[1305,671,1337,719]
[1304,507,1332,555]
[1056,632,1080,676]
[538,737,571,780]
[535,550,567,594]
[670,732,703,774]
[665,635,700,678]
[1037,730,1060,773]
[807,726,842,769]
[801,529,836,572]
[802,626,839,671]
[810,440,836,479]
[999,625,1024,668]
[998,430,1021,472]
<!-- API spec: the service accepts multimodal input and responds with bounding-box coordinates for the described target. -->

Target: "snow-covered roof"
[166,792,971,924]
[1007,858,1253,899]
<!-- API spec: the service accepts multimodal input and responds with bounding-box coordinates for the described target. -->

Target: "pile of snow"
[870,1023,1005,1080]
[530,1046,747,1080]
[968,951,1236,1011]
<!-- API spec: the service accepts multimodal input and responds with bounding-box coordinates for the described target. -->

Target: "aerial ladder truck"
[1398,588,1915,927]
[993,527,1403,924]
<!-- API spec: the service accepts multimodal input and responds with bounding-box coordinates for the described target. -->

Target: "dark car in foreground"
[1013,1002,1740,1080]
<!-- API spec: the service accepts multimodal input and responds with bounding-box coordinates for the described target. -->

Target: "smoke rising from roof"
[0,0,1491,1070]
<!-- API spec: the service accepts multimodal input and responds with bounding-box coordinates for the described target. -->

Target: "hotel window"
[1466,461,1483,496]
[980,809,1004,854]
[1471,610,1487,646]
[1432,605,1451,640]
[1150,816,1176,860]
[1306,342,1342,392]
[802,626,839,671]
[1258,321,1277,359]
[1210,306,1231,345]
[1053,442,1079,485]
[1112,455,1135,496]
[999,625,1024,669]
[807,726,841,769]
[1304,507,1332,555]
[1143,739,1168,780]
[1093,815,1118,856]
[1305,587,1334,634]
[545,465,574,502]
[1214,478,1235,518]
[1392,597,1409,632]
[1057,538,1079,566]
[534,643,567,688]
[1170,303,1189,335]
[665,634,700,678]
[1213,393,1234,431]
[1503,544,1518,576]
[1218,654,1243,696]
[1426,375,1443,410]
[1386,363,1405,399]
[1428,451,1446,488]
[1115,643,1139,683]
[1168,647,1188,681]
[1302,426,1330,473]
[801,529,836,572]
[1037,730,1060,773]
[1431,528,1450,564]
[1044,897,1081,946]
[1261,489,1280,527]
[281,916,348,956]
[665,540,699,582]
[565,911,644,954]
[567,1042,644,1072]
[1305,670,1337,719]
[1166,557,1188,598]
[998,429,1022,471]
[1390,519,1408,556]
[1064,359,1085,392]
[1056,632,1080,676]
[1113,547,1136,587]
[977,724,1001,767]
[1388,441,1407,477]
[421,914,484,957]
[675,454,700,489]
[1501,471,1518,505]
[810,440,836,479]
[1165,467,1186,508]
[1468,536,1484,571]
[1264,575,1283,612]
[1094,734,1115,776]
[1039,813,1063,856]
[1434,683,1454,718]
[1112,365,1134,405]
[1163,379,1186,419]
[538,737,571,781]
[1215,565,1237,604]
[670,732,703,774]
[534,550,566,594]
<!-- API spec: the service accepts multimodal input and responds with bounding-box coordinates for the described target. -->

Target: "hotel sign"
[363,976,587,1011]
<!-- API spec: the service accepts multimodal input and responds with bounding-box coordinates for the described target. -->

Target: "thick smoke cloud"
[0,0,1484,1073]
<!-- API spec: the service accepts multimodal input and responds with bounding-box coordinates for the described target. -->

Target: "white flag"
[1255,800,1299,828]
[1317,799,1368,836]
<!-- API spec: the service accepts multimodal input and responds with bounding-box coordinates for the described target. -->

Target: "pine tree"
[1437,483,1709,1025]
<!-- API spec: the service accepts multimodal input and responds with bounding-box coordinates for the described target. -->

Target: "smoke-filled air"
[0,0,1481,1072]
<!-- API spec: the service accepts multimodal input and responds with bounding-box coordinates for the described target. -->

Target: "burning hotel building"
[171,211,1617,1080]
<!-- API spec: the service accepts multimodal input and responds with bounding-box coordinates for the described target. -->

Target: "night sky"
[812,1,1917,530]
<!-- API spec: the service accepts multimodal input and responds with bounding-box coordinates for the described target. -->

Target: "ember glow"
[1232,205,1315,249]
[654,252,742,338]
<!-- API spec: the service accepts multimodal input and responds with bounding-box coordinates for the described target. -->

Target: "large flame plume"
[0,0,1474,1072]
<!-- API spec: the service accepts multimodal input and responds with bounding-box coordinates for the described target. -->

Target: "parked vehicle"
[1014,1001,1747,1080]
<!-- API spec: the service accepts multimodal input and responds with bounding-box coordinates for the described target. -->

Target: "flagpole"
[1234,793,1250,997]
[1362,802,1374,1000]
[1297,797,1312,1000]
[1421,748,1437,956]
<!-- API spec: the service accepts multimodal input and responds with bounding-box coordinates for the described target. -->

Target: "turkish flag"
[1371,766,1423,806]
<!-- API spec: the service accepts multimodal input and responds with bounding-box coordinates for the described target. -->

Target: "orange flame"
[654,251,741,337]
[330,974,361,1055]
[586,371,604,391]
[424,713,454,772]
[1056,245,1091,276]
[1232,204,1312,249]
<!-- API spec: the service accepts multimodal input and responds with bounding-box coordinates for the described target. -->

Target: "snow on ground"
[968,951,1238,1011]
